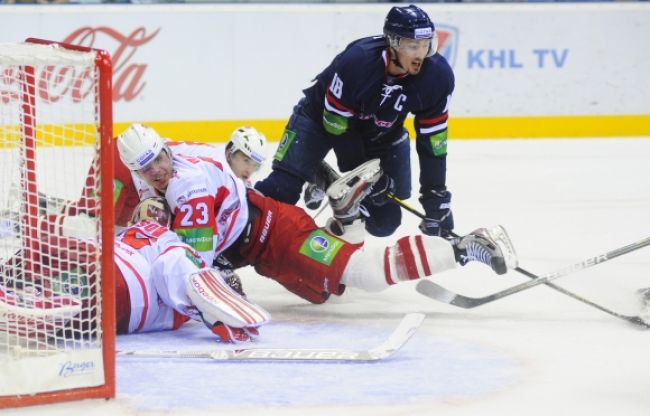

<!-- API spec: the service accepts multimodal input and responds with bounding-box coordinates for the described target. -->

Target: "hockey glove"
[364,136,393,158]
[213,255,245,297]
[418,189,454,237]
[211,322,260,344]
[365,173,396,207]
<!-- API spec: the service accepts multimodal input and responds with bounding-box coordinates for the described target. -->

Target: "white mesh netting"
[0,42,107,396]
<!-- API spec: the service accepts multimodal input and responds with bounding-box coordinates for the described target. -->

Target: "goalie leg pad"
[186,269,271,328]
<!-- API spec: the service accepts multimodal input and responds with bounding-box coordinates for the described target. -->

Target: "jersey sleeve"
[63,138,138,227]
[319,43,374,136]
[113,159,141,227]
[413,56,455,192]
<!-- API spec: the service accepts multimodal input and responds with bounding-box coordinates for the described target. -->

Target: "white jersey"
[131,152,249,266]
[114,220,206,333]
[128,141,228,199]
[165,140,226,164]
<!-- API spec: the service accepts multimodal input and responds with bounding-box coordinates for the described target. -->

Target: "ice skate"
[327,158,382,223]
[303,161,340,210]
[451,225,518,275]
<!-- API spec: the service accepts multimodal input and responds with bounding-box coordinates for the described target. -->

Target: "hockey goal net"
[0,39,115,407]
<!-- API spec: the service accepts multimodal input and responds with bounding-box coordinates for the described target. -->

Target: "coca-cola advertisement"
[0,5,329,125]
[63,26,160,103]
[0,4,647,135]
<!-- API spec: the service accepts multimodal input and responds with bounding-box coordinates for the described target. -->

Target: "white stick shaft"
[117,313,424,362]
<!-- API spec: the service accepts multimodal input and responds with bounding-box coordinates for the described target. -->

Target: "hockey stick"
[117,312,425,362]
[0,286,81,318]
[387,193,426,221]
[416,238,650,326]
[312,200,330,220]
[387,194,650,327]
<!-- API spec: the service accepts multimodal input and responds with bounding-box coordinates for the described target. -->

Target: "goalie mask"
[131,197,172,228]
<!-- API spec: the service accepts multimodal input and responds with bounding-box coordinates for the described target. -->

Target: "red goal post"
[0,38,115,407]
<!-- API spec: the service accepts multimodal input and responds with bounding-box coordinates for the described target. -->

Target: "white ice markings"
[116,320,519,411]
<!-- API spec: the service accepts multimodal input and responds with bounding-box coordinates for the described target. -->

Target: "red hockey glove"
[210,322,260,344]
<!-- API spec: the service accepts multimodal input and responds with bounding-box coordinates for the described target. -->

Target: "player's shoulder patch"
[298,229,345,266]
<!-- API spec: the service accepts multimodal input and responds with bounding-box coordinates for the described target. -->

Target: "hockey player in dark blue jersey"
[255,4,455,238]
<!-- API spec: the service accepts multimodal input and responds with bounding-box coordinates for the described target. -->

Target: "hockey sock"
[341,235,456,292]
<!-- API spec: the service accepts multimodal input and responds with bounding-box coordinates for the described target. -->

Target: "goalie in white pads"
[116,124,518,305]
[0,197,270,344]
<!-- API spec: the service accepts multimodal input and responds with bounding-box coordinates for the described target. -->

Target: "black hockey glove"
[212,255,245,297]
[364,136,393,158]
[418,189,454,237]
[365,173,395,207]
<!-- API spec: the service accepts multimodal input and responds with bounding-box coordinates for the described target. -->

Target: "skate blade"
[326,159,381,201]
[485,225,519,270]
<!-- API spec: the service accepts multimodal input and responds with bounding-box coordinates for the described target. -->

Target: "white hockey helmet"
[227,126,267,165]
[117,123,166,171]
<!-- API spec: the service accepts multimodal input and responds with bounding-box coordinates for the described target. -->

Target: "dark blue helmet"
[383,4,435,41]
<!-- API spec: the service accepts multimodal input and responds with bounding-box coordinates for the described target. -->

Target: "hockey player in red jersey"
[117,124,518,305]
[47,125,267,232]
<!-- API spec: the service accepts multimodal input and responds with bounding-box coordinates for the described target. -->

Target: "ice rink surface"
[4,137,650,416]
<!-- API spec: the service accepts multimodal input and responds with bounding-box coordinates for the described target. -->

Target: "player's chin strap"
[386,44,405,71]
[386,193,650,327]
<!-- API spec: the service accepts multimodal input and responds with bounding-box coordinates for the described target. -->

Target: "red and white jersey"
[132,154,249,266]
[68,139,230,229]
[114,220,205,333]
[128,140,228,201]
[165,140,226,164]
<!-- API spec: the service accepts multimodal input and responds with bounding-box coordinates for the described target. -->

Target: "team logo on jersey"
[299,230,344,266]
[274,129,296,161]
[187,187,207,198]
[175,227,213,252]
[310,235,329,252]
[322,110,348,136]
[429,131,448,156]
[435,25,459,67]
[184,250,203,268]
[380,84,403,106]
